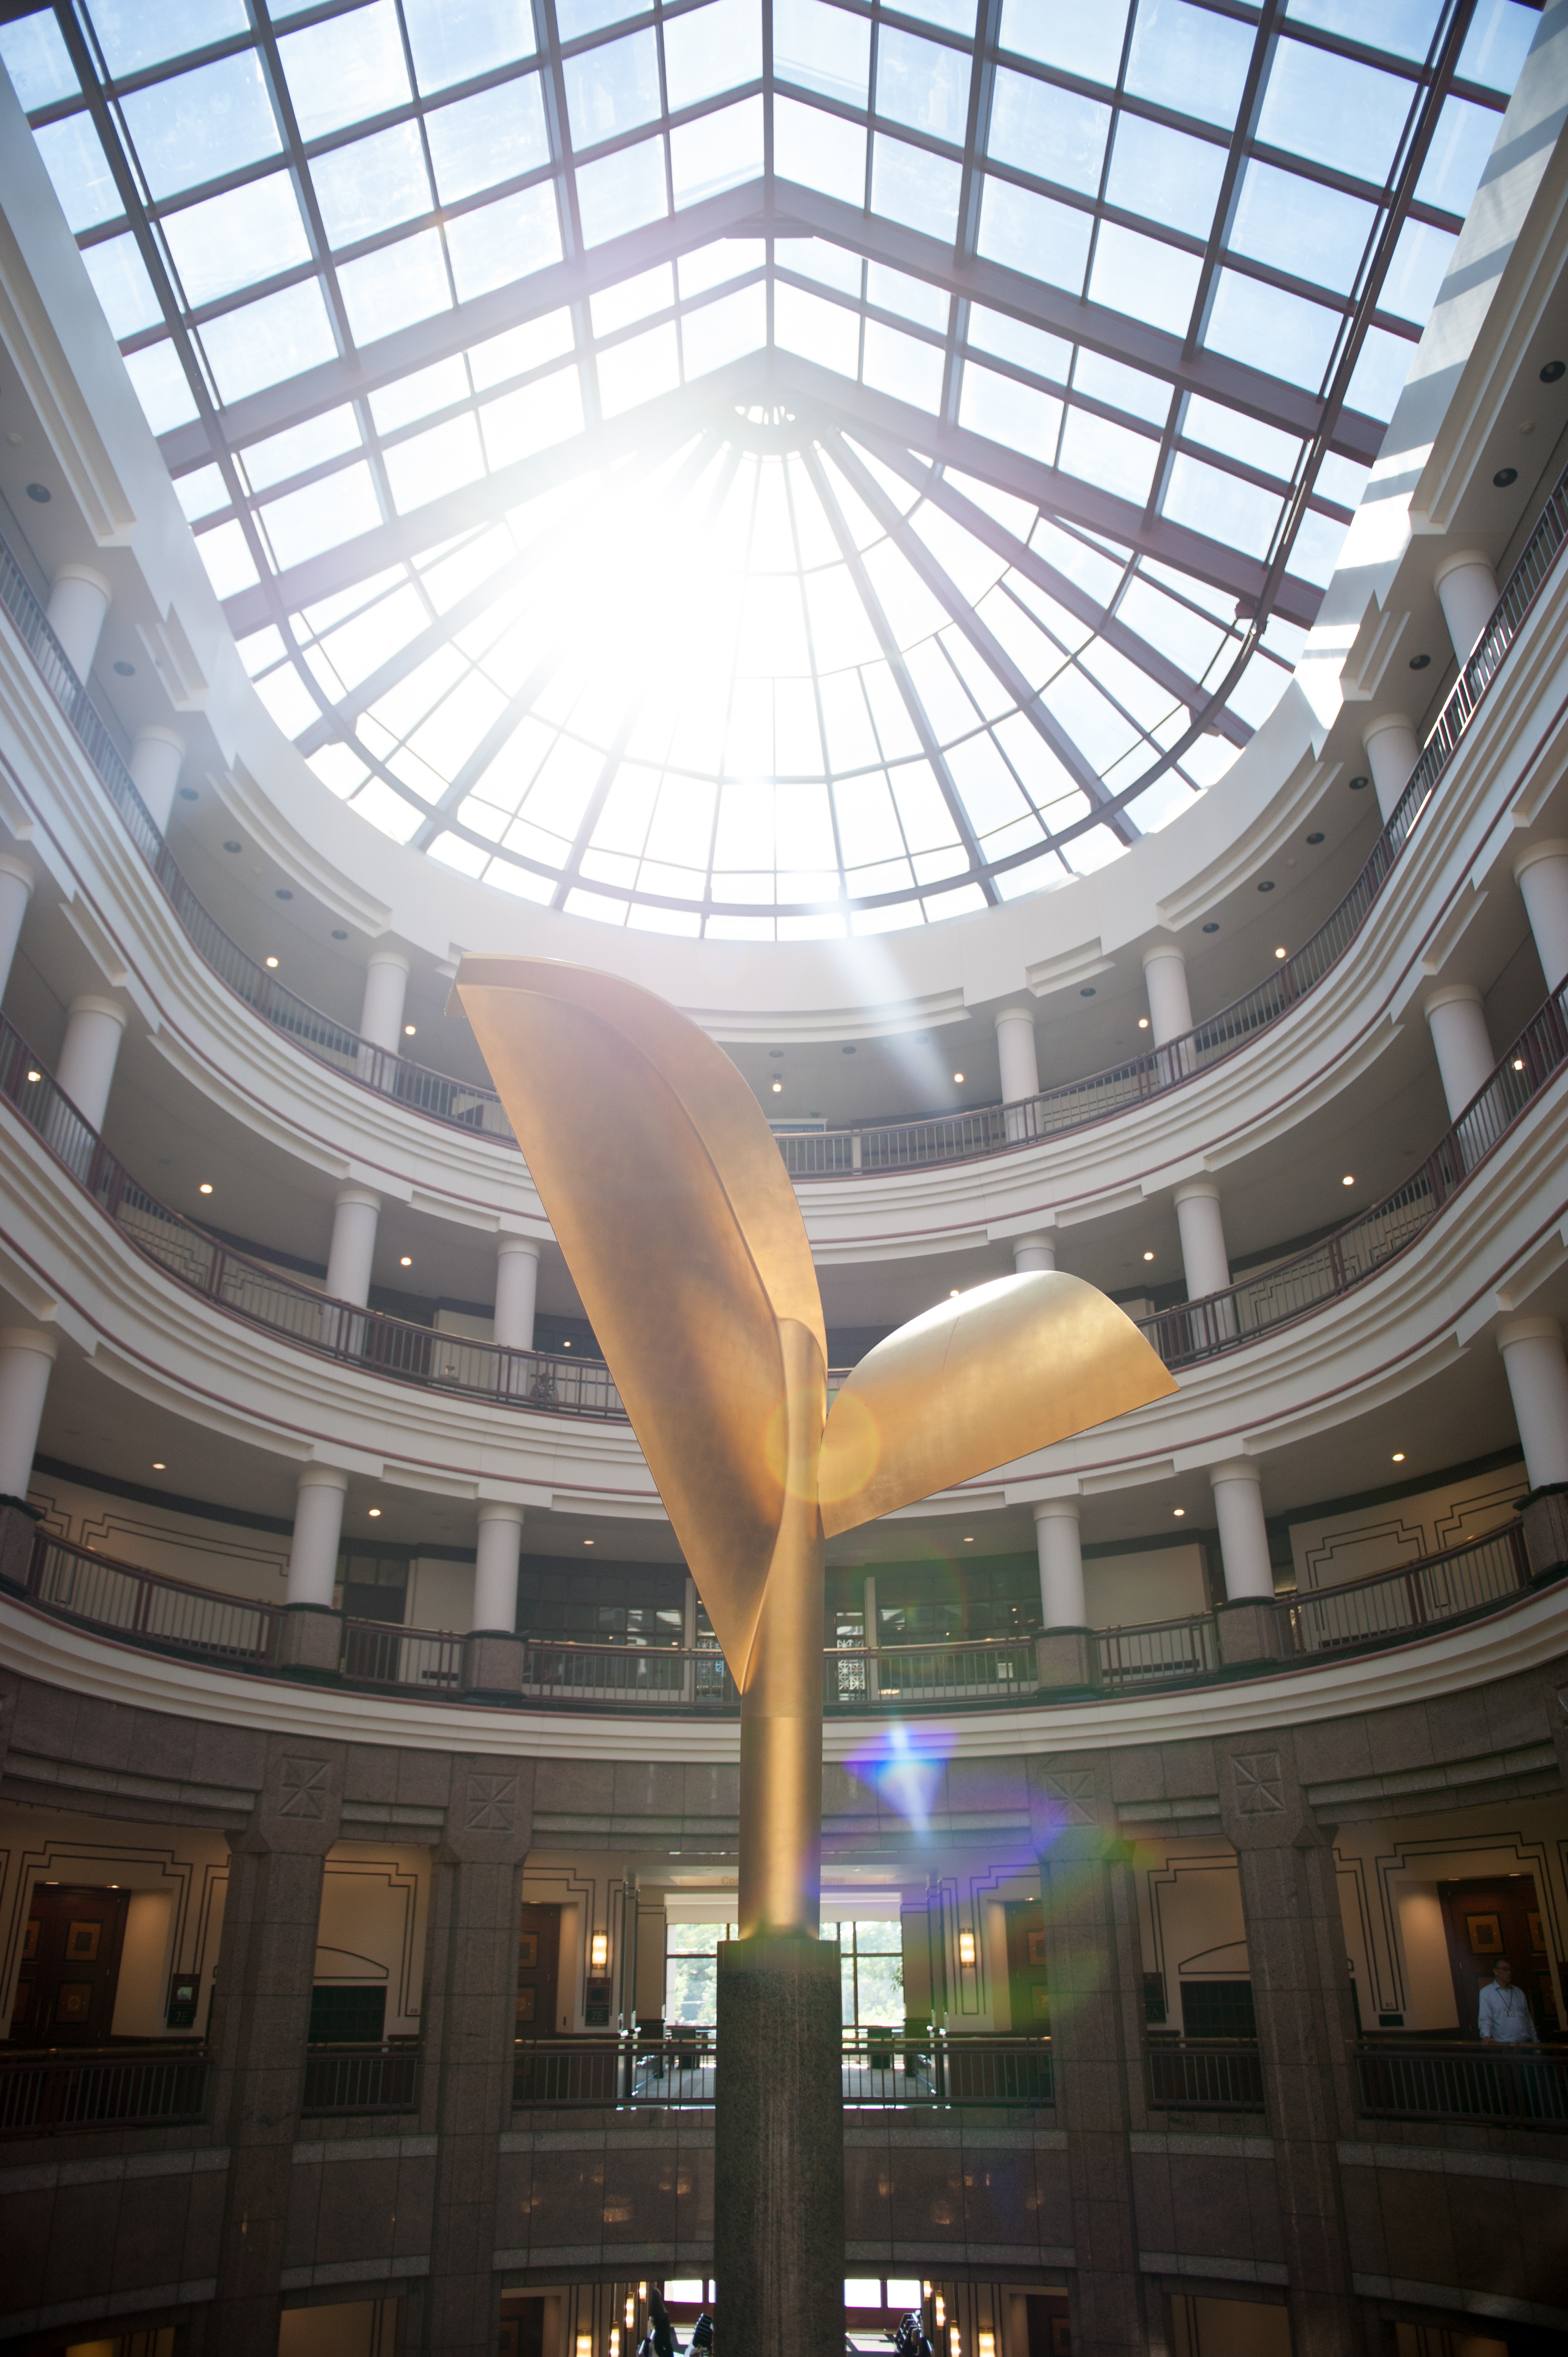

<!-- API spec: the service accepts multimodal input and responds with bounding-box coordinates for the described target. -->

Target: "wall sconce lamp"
[590,1929,610,1972]
[957,1928,977,1968]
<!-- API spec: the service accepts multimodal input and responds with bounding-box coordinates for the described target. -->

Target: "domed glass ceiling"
[1,0,1538,935]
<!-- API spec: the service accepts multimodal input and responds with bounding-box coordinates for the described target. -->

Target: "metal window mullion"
[1182,2,1285,363]
[782,451,852,908]
[800,439,995,898]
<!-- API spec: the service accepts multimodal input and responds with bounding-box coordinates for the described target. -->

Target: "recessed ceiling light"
[949,1289,960,1297]
[1409,652,1431,671]
[152,1461,165,1470]
[584,1537,594,1545]
[952,1071,964,1083]
[223,840,241,853]
[1274,946,1287,959]
[199,1182,213,1194]
[1541,360,1565,382]
[563,1339,572,1347]
[1349,775,1370,791]
[1079,986,1096,997]
[963,1535,973,1542]
[368,1506,381,1517]
[1494,466,1518,487]
[404,1023,416,1036]
[332,928,348,940]
[399,1254,412,1267]
[1513,1057,1524,1071]
[1143,1250,1154,1262]
[841,1044,856,1055]
[25,1068,39,1082]
[1306,831,1324,845]
[265,955,279,969]
[112,660,134,677]
[1342,1174,1354,1186]
[275,887,293,901]
[25,482,49,503]
[1202,921,1219,933]
[1257,879,1275,892]
[1137,1017,1149,1029]
[1173,1507,1185,1517]
[1391,1452,1405,1463]
[771,1079,782,1092]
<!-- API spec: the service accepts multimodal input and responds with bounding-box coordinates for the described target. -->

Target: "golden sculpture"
[452,955,1177,1938]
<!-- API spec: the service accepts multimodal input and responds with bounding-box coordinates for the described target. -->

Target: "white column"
[1433,548,1499,664]
[1173,1178,1230,1300]
[0,855,33,1005]
[326,1185,380,1306]
[45,563,111,681]
[472,1501,524,1632]
[359,950,410,1052]
[494,1236,540,1350]
[1142,943,1193,1046]
[0,1326,56,1500]
[1033,1499,1086,1628]
[1497,1316,1568,1490]
[285,1465,349,1608]
[127,725,184,836]
[55,994,126,1131]
[1361,714,1421,823]
[1514,838,1568,990]
[1209,1460,1274,1601]
[1013,1234,1055,1274]
[1423,982,1495,1120]
[994,1005,1039,1101]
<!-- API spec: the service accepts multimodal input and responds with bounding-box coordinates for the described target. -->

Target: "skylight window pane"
[1229,162,1375,298]
[369,357,470,433]
[774,98,867,207]
[664,0,763,109]
[261,461,383,565]
[564,29,662,147]
[87,0,249,76]
[163,174,312,306]
[876,29,971,145]
[774,282,859,377]
[200,279,338,402]
[384,414,487,509]
[1344,324,1416,421]
[1283,0,1440,63]
[80,233,161,339]
[576,137,669,244]
[977,179,1091,294]
[243,406,363,492]
[1415,95,1499,216]
[865,264,947,332]
[1203,270,1338,393]
[671,95,764,205]
[862,320,945,412]
[599,320,682,414]
[425,75,550,204]
[1116,579,1224,679]
[775,0,871,104]
[174,465,227,522]
[447,184,563,295]
[312,123,433,248]
[1059,408,1157,505]
[898,0,977,30]
[471,309,576,386]
[33,115,120,231]
[1457,0,1538,92]
[871,135,961,243]
[683,280,767,376]
[122,341,199,434]
[1043,667,1136,769]
[195,516,260,599]
[997,0,1128,86]
[966,305,1070,382]
[1089,223,1201,337]
[1256,39,1412,183]
[1287,508,1350,586]
[1315,454,1366,510]
[1103,115,1226,239]
[404,0,535,91]
[1073,351,1169,426]
[1127,0,1253,130]
[1380,216,1457,323]
[776,237,862,296]
[591,264,674,336]
[1181,395,1300,480]
[958,361,1061,457]
[988,71,1108,194]
[0,12,78,109]
[1164,454,1282,558]
[279,1,412,141]
[679,239,765,298]
[479,366,586,465]
[339,229,452,342]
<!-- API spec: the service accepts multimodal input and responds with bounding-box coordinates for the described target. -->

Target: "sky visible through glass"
[0,0,1538,934]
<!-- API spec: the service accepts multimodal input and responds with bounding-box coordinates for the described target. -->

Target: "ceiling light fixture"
[1391,1452,1405,1463]
[1143,1250,1155,1262]
[265,955,279,969]
[400,1254,412,1267]
[152,1461,165,1470]
[1513,1057,1525,1071]
[949,1289,960,1297]
[771,1079,782,1093]
[952,1071,964,1083]
[1138,1016,1149,1029]
[1173,1507,1185,1517]
[1274,946,1287,959]
[199,1182,213,1194]
[404,1023,416,1036]
[584,1537,594,1545]
[963,1535,973,1543]
[25,1068,39,1083]
[1342,1175,1354,1186]
[368,1506,381,1517]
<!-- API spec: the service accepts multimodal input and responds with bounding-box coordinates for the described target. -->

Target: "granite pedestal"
[714,1932,844,2357]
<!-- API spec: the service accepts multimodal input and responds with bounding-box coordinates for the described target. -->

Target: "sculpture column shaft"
[737,1319,826,1938]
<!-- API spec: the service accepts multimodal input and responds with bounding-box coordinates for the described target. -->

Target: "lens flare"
[844,1722,956,1833]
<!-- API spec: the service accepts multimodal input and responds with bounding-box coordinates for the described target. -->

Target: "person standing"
[1478,1957,1538,2045]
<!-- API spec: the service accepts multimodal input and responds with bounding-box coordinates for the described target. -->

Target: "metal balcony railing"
[0,2044,211,2134]
[1145,2041,1266,2112]
[1097,1614,1219,1687]
[1278,1524,1529,1655]
[511,2032,1052,2110]
[1,460,1563,1177]
[27,1529,282,1668]
[1355,2041,1568,2127]
[300,2044,421,2116]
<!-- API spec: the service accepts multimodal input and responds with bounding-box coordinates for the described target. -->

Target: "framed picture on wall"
[516,1988,537,2023]
[519,1933,539,1968]
[1050,2320,1071,2354]
[21,1919,38,1962]
[1528,1912,1546,1953]
[1027,1932,1046,1967]
[63,1921,101,1963]
[54,1983,92,2023]
[1467,1913,1503,1955]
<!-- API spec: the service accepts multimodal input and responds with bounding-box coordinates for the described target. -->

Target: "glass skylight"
[0,0,1536,932]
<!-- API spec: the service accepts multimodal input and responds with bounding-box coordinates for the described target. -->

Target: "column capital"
[438,1749,535,1865]
[1432,544,1496,590]
[1172,1174,1221,1206]
[1141,938,1187,971]
[1513,835,1568,884]
[1497,1313,1563,1351]
[992,1001,1035,1028]
[365,944,411,973]
[1032,1496,1080,1526]
[1209,1455,1263,1490]
[1422,977,1484,1015]
[0,1325,58,1362]
[131,721,184,754]
[50,559,112,598]
[0,853,34,892]
[295,1463,350,1495]
[477,1499,525,1530]
[236,1732,346,1856]
[332,1181,381,1212]
[65,992,127,1029]
[1362,709,1418,751]
[496,1233,541,1260]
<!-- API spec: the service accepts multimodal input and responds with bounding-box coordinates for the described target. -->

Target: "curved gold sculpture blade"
[819,1270,1178,1537]
[452,955,824,1690]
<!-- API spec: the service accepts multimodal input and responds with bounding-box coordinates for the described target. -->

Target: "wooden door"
[1004,1900,1050,2030]
[11,1885,129,2046]
[517,1902,562,2037]
[1437,1876,1557,2037]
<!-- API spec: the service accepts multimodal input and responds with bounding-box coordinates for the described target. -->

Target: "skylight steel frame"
[4,0,1511,926]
